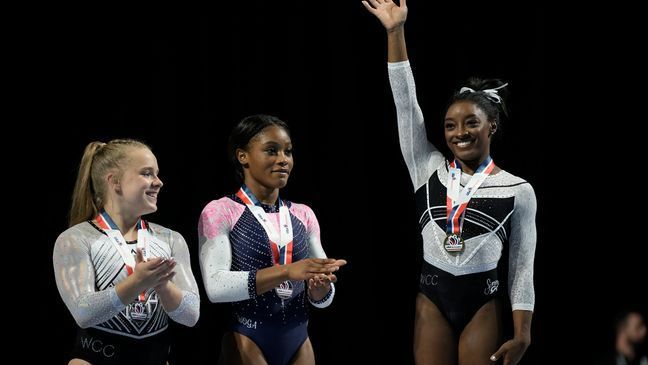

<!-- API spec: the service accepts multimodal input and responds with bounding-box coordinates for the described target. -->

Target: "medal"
[275,281,294,300]
[126,301,149,321]
[443,233,465,253]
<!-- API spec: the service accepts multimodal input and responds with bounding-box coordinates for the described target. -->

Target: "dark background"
[25,2,647,364]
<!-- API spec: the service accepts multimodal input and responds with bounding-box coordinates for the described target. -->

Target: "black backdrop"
[29,3,647,364]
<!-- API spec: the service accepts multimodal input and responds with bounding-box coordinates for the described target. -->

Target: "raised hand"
[362,0,408,32]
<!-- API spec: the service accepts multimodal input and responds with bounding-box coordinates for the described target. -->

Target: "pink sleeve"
[198,197,245,240]
[290,203,321,239]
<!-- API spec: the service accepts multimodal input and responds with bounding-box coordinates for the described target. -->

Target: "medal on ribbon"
[95,211,151,308]
[237,185,294,300]
[445,156,495,254]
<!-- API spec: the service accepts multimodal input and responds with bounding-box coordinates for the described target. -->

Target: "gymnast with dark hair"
[364,1,538,364]
[199,114,346,365]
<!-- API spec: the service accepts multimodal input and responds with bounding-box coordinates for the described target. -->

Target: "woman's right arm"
[363,0,445,190]
[53,229,126,328]
[198,201,257,302]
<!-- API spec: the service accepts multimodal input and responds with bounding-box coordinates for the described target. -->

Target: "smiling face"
[237,125,293,190]
[444,100,496,167]
[109,147,163,216]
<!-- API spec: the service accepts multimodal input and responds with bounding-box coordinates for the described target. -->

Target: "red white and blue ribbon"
[446,156,495,237]
[95,210,150,301]
[236,185,294,266]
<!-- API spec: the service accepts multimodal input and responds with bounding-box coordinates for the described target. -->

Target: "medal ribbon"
[446,156,495,237]
[96,210,150,301]
[236,185,294,266]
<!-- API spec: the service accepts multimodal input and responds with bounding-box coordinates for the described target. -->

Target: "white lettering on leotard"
[236,314,257,330]
[81,336,116,358]
[420,274,439,286]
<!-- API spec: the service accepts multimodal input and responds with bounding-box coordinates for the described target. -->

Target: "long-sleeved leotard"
[53,221,200,338]
[388,60,536,314]
[198,194,334,365]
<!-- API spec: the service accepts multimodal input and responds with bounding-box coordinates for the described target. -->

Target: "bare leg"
[219,332,268,365]
[290,337,315,365]
[458,299,502,365]
[414,293,457,365]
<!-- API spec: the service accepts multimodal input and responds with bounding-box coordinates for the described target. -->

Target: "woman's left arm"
[299,204,340,308]
[493,183,537,364]
[155,230,200,327]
